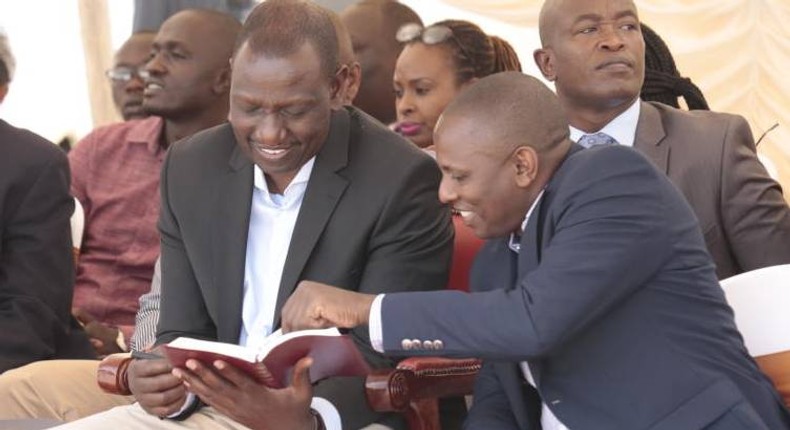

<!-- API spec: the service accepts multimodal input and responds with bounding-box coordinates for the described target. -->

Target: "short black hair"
[235,0,339,78]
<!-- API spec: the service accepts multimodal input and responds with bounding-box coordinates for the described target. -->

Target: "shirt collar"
[509,189,545,253]
[569,99,640,147]
[126,116,165,156]
[253,157,316,204]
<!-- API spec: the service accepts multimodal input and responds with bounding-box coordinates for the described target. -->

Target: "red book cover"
[162,328,371,389]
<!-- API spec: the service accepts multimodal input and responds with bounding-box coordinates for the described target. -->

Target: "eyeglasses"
[395,23,473,64]
[105,66,150,82]
[396,23,455,45]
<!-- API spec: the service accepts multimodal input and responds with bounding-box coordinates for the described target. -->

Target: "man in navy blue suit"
[282,72,790,429]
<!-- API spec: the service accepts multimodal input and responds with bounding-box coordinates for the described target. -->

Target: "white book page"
[168,337,258,363]
[256,327,341,360]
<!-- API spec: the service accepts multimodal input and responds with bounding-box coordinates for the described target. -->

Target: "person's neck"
[161,105,228,148]
[561,96,638,133]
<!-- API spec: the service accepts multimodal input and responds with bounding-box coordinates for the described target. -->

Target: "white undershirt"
[569,99,640,147]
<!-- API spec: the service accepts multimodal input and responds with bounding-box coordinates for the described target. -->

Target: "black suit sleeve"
[0,146,75,372]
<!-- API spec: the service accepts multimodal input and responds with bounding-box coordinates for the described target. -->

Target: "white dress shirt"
[569,99,640,147]
[370,191,569,429]
[238,159,341,429]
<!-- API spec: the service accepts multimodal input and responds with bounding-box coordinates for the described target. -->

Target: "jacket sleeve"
[0,149,76,372]
[718,115,790,272]
[379,147,678,361]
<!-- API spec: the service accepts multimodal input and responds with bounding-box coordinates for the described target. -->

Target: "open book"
[162,328,370,388]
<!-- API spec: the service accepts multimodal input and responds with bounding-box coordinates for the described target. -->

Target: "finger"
[213,360,256,390]
[291,356,314,398]
[185,359,233,391]
[129,357,173,378]
[138,384,186,412]
[90,339,104,349]
[175,364,229,409]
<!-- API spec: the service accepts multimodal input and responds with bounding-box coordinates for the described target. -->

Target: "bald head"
[437,72,569,159]
[538,0,563,46]
[341,0,422,123]
[168,8,241,59]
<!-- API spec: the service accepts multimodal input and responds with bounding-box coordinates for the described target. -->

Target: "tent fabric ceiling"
[437,0,790,195]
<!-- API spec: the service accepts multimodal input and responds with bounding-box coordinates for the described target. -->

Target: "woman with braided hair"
[640,23,710,110]
[392,19,522,150]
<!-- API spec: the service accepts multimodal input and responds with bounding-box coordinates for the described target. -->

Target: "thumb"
[291,356,314,396]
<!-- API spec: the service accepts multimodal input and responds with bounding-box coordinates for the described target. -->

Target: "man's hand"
[127,346,188,417]
[173,357,315,430]
[73,308,123,355]
[281,280,376,333]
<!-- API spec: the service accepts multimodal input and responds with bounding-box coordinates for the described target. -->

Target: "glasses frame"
[395,23,475,69]
[105,66,150,83]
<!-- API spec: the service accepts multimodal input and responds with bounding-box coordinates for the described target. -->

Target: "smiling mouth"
[144,82,163,95]
[251,142,290,159]
[455,209,473,221]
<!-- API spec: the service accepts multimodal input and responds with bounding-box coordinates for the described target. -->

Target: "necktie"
[578,132,618,148]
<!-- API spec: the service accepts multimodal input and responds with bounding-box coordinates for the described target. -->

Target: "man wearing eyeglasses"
[106,31,155,121]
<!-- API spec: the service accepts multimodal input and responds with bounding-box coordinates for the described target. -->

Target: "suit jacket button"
[433,340,444,350]
[423,340,434,350]
[402,339,412,350]
[411,339,422,349]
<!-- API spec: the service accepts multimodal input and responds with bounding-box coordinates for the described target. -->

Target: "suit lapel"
[273,109,351,325]
[517,197,544,281]
[634,101,670,174]
[213,142,254,343]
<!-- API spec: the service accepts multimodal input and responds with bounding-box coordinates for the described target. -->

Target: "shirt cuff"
[167,392,196,418]
[311,397,341,430]
[369,294,385,353]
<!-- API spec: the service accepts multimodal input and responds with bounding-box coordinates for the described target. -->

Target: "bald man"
[107,31,155,121]
[341,0,421,124]
[533,0,790,280]
[282,72,790,429]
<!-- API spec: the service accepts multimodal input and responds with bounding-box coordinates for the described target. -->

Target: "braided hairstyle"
[641,23,709,110]
[429,20,522,85]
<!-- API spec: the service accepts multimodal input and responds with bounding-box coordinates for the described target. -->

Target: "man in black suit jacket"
[56,1,452,430]
[0,119,93,373]
[282,72,790,429]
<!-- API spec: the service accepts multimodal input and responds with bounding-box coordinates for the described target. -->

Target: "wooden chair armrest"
[97,352,133,395]
[365,357,482,412]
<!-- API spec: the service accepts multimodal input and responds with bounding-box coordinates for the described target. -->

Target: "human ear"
[513,146,539,187]
[329,64,350,110]
[0,84,7,104]
[213,62,232,94]
[533,48,557,82]
[342,63,362,105]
